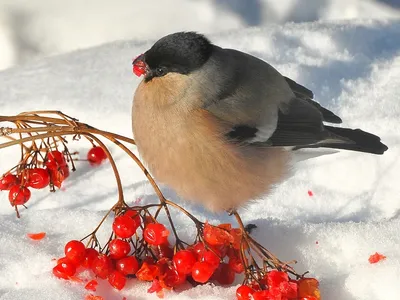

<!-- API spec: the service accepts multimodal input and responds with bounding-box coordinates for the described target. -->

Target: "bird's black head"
[132,32,213,81]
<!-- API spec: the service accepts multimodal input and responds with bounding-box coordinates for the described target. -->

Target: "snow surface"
[0,0,399,70]
[1,20,400,300]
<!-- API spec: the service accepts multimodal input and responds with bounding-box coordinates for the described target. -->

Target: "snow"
[0,17,400,300]
[0,0,399,70]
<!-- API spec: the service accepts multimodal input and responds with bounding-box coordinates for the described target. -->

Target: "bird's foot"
[244,223,257,234]
[229,210,301,288]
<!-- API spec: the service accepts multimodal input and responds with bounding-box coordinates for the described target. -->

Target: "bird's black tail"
[295,126,389,155]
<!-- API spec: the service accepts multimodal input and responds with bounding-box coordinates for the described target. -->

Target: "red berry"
[8,185,31,206]
[113,215,139,238]
[267,270,289,289]
[203,222,233,246]
[82,248,99,269]
[27,232,46,240]
[200,249,220,270]
[266,287,283,298]
[136,261,160,281]
[163,266,187,288]
[84,279,98,291]
[0,174,18,190]
[298,278,320,299]
[60,165,70,179]
[56,256,73,265]
[214,263,235,285]
[45,151,66,169]
[124,210,141,227]
[108,270,126,290]
[173,250,196,275]
[87,146,107,166]
[229,256,244,274]
[92,254,114,279]
[236,285,254,300]
[230,228,243,250]
[155,244,174,259]
[147,278,163,294]
[53,259,76,279]
[116,256,139,276]
[247,281,262,291]
[49,165,69,188]
[368,252,386,264]
[280,281,298,298]
[191,242,206,260]
[64,240,86,265]
[85,295,104,300]
[26,168,50,189]
[133,59,146,77]
[191,261,214,283]
[108,239,131,259]
[252,290,270,300]
[123,210,141,233]
[143,223,169,246]
[211,244,229,258]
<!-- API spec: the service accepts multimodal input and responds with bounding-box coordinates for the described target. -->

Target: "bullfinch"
[131,32,388,212]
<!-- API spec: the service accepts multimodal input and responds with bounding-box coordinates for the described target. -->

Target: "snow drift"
[0,20,399,300]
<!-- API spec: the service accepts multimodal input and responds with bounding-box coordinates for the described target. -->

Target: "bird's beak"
[132,54,148,77]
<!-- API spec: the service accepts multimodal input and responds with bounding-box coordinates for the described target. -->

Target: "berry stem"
[231,210,301,283]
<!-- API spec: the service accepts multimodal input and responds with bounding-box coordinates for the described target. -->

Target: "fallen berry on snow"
[85,280,98,292]
[85,295,104,300]
[108,270,126,290]
[147,279,163,294]
[27,232,46,240]
[368,252,386,264]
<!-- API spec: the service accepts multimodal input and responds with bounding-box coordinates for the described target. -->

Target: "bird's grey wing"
[265,97,348,147]
[224,96,346,147]
[202,47,296,143]
[284,77,342,124]
[284,76,314,99]
[200,47,345,147]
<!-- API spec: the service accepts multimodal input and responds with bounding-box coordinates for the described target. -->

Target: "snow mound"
[0,0,399,70]
[0,20,399,300]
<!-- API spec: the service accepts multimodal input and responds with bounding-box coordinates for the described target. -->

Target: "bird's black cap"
[144,32,213,77]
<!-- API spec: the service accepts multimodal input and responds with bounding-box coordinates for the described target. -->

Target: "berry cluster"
[53,211,247,295]
[0,150,70,207]
[236,272,320,300]
[52,210,320,299]
[0,146,107,216]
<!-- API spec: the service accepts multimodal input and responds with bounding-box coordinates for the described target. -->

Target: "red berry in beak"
[132,54,147,77]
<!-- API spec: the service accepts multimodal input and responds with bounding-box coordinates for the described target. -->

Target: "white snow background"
[0,0,400,70]
[0,5,400,300]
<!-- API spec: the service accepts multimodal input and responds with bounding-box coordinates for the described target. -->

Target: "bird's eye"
[155,67,167,77]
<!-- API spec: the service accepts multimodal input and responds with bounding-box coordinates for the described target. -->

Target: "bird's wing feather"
[284,77,342,124]
[284,76,314,99]
[265,98,347,147]
[225,96,349,147]
[201,48,343,146]
[203,47,296,142]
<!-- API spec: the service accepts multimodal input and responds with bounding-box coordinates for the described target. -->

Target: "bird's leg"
[230,210,301,283]
[227,208,258,233]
